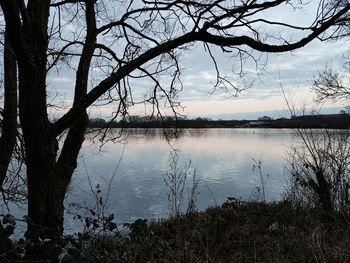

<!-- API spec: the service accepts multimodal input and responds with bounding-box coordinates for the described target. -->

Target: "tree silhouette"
[0,0,349,260]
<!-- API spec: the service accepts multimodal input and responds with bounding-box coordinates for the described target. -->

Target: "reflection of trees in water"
[85,128,212,143]
[121,128,183,141]
[123,128,210,140]
[84,128,301,146]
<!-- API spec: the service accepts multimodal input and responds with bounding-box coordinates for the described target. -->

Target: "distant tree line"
[88,113,350,129]
[88,116,249,128]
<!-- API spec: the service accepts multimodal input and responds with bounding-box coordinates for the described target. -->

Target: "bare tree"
[0,0,349,260]
[287,128,350,212]
[305,9,350,213]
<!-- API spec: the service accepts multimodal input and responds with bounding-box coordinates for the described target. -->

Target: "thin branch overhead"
[44,0,350,136]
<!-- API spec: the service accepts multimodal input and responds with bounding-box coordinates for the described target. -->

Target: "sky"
[44,0,350,121]
[176,39,349,120]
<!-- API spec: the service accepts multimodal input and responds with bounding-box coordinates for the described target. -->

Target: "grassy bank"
[62,199,350,263]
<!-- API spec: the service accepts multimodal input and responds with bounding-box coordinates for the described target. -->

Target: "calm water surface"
[64,128,299,231]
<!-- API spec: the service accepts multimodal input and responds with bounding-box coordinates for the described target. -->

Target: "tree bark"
[0,29,18,262]
[315,170,333,213]
[0,31,18,193]
[4,0,64,260]
[24,1,95,260]
[0,2,94,260]
[52,0,95,229]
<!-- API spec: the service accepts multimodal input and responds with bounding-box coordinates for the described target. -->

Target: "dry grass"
[3,200,350,262]
[81,200,350,263]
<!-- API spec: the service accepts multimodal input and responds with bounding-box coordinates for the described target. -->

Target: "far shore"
[88,113,350,129]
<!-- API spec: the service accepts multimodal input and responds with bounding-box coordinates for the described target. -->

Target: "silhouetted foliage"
[0,0,349,261]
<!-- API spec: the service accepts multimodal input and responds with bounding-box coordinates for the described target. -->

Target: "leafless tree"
[287,128,350,212]
[0,0,349,260]
[305,8,350,213]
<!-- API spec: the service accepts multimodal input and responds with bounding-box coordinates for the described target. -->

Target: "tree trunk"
[0,31,18,193]
[19,62,62,260]
[5,1,67,260]
[23,0,94,260]
[0,1,94,260]
[0,30,18,261]
[315,170,333,213]
[51,0,95,227]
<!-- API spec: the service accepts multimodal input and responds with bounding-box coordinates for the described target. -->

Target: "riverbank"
[62,199,350,263]
[88,113,350,129]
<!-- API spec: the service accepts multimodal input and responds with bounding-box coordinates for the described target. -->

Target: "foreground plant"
[70,200,350,262]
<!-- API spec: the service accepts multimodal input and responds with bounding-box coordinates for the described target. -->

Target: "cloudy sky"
[177,38,349,119]
[45,0,350,120]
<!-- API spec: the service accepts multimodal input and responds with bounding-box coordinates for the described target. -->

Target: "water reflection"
[65,128,297,231]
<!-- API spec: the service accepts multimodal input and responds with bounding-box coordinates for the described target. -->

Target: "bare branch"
[50,0,85,7]
[52,1,350,136]
[313,64,350,103]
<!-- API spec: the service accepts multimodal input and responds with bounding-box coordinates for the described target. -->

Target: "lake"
[64,128,299,232]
